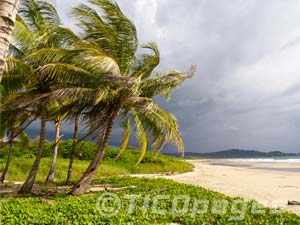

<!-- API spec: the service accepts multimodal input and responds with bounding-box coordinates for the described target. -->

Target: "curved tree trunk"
[45,119,61,184]
[19,107,47,194]
[69,112,117,195]
[65,113,79,185]
[0,0,19,80]
[0,128,14,183]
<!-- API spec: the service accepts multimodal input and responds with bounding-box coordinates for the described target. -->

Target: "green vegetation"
[0,141,193,183]
[1,0,194,194]
[2,0,295,223]
[1,139,116,160]
[1,177,299,224]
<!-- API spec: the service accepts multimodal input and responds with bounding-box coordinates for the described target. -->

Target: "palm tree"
[45,116,63,184]
[67,0,139,195]
[69,0,195,195]
[3,0,125,192]
[66,112,79,185]
[15,0,63,193]
[2,0,83,193]
[0,125,16,183]
[0,0,20,80]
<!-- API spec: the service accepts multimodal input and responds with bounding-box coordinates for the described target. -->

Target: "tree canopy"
[0,0,196,195]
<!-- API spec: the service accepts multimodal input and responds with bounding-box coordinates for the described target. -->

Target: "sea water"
[228,157,300,163]
[213,157,300,173]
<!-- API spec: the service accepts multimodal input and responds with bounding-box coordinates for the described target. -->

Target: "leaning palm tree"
[7,37,125,193]
[0,0,20,79]
[68,0,195,195]
[15,0,64,193]
[2,0,84,193]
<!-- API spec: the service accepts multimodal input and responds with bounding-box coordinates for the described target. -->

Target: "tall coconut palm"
[69,0,195,195]
[67,0,138,195]
[0,0,20,80]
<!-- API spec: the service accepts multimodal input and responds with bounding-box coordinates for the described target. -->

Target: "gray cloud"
[32,0,300,153]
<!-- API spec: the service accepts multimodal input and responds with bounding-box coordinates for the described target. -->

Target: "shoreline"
[134,159,300,214]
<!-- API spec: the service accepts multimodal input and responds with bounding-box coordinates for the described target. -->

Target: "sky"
[31,0,300,153]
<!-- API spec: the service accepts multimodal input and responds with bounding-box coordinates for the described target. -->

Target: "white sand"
[135,159,300,214]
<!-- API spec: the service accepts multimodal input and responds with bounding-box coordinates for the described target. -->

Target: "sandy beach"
[135,159,300,214]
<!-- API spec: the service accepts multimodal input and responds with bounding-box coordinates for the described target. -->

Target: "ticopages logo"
[96,193,122,217]
[95,193,286,220]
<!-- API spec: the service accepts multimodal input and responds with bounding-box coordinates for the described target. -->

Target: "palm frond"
[0,91,50,111]
[152,135,166,159]
[19,0,61,31]
[19,131,30,148]
[8,44,25,58]
[131,42,160,79]
[10,15,33,55]
[133,114,148,165]
[74,0,138,75]
[42,25,81,49]
[25,47,120,78]
[46,98,70,122]
[140,65,196,99]
[4,57,32,76]
[2,57,33,94]
[133,102,184,154]
[50,87,104,106]
[80,104,117,142]
[32,63,98,87]
[115,118,130,160]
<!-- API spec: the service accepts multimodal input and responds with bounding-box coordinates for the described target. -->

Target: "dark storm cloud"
[34,0,300,153]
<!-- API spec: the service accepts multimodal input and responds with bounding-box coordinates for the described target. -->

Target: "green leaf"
[115,118,130,160]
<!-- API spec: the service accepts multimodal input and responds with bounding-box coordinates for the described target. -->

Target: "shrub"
[0,140,133,161]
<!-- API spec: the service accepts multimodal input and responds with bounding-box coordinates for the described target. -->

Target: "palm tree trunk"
[0,136,4,149]
[0,0,19,80]
[65,113,79,185]
[45,119,61,184]
[69,112,117,195]
[19,107,47,194]
[0,128,14,183]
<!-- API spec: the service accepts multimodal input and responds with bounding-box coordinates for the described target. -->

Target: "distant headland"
[167,149,300,158]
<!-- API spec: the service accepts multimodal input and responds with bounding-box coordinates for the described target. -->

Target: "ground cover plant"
[1,177,299,225]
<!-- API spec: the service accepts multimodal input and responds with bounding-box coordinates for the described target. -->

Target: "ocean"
[208,157,300,173]
[227,156,300,163]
